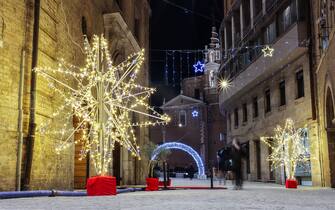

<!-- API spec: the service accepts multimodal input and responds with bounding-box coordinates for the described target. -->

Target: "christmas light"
[261,119,310,180]
[151,142,205,178]
[218,78,232,92]
[193,61,205,73]
[262,45,274,57]
[192,110,199,118]
[35,35,170,175]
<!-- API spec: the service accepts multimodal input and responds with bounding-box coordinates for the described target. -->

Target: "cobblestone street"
[1,179,334,210]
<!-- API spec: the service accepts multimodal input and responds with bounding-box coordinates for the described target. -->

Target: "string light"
[260,119,310,180]
[35,35,170,175]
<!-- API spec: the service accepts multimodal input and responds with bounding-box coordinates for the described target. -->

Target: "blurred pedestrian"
[232,138,243,190]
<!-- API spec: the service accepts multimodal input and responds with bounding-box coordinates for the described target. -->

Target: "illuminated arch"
[151,142,206,178]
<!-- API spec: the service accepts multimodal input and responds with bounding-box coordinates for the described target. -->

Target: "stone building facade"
[150,29,226,173]
[310,0,335,188]
[0,0,150,191]
[219,0,321,186]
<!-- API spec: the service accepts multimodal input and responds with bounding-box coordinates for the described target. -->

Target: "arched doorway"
[151,142,206,178]
[326,87,335,187]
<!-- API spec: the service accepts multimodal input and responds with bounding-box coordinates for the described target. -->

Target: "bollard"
[163,162,167,189]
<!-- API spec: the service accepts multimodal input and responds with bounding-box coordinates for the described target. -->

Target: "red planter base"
[159,179,172,187]
[285,179,298,189]
[87,176,117,196]
[145,178,159,191]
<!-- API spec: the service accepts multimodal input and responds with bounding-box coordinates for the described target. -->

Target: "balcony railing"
[219,23,307,106]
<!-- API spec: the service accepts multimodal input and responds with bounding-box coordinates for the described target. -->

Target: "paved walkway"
[0,179,334,210]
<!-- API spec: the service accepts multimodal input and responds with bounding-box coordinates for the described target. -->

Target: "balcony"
[219,24,308,107]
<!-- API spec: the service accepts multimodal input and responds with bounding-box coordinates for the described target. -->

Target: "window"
[219,133,226,143]
[320,0,330,51]
[179,110,187,127]
[296,70,305,98]
[265,21,277,44]
[279,80,286,106]
[265,89,271,113]
[81,17,87,35]
[253,97,259,118]
[194,89,200,99]
[209,70,215,88]
[242,103,248,123]
[116,0,121,7]
[278,2,297,34]
[228,113,232,131]
[234,108,239,128]
[135,18,140,40]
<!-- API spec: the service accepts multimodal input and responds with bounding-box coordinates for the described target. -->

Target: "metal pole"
[163,162,167,189]
[16,49,25,191]
[210,167,214,189]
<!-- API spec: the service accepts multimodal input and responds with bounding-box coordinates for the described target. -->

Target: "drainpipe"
[16,0,30,192]
[22,0,40,191]
[16,49,26,191]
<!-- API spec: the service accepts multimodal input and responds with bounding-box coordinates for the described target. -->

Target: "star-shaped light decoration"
[260,119,309,180]
[35,35,170,175]
[192,110,199,118]
[193,61,205,73]
[262,45,274,57]
[218,78,232,92]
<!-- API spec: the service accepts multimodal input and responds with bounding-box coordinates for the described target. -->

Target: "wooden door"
[73,116,88,189]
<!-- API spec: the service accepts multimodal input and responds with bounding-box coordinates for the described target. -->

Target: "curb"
[0,188,144,199]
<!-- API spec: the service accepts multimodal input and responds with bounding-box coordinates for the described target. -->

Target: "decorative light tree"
[261,118,310,188]
[35,35,170,194]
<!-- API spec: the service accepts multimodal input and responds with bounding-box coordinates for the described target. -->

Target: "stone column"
[121,0,135,32]
[240,3,244,40]
[260,141,270,181]
[249,140,257,181]
[250,0,254,26]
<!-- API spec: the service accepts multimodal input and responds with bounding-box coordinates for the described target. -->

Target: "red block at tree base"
[87,176,117,196]
[159,179,171,187]
[145,178,159,191]
[285,179,298,189]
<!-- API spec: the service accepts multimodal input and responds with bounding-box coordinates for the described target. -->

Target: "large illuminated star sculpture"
[35,35,170,175]
[193,61,205,73]
[261,119,309,180]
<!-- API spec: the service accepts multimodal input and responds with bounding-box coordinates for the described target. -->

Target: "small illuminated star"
[192,110,199,117]
[218,78,232,92]
[193,61,205,73]
[262,45,274,57]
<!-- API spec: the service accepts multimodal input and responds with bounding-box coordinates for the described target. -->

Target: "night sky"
[149,0,223,106]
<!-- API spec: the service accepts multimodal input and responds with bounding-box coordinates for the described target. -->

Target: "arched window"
[178,110,187,127]
[326,87,335,128]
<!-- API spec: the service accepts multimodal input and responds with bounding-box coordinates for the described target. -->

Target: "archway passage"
[326,88,335,187]
[151,142,206,178]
